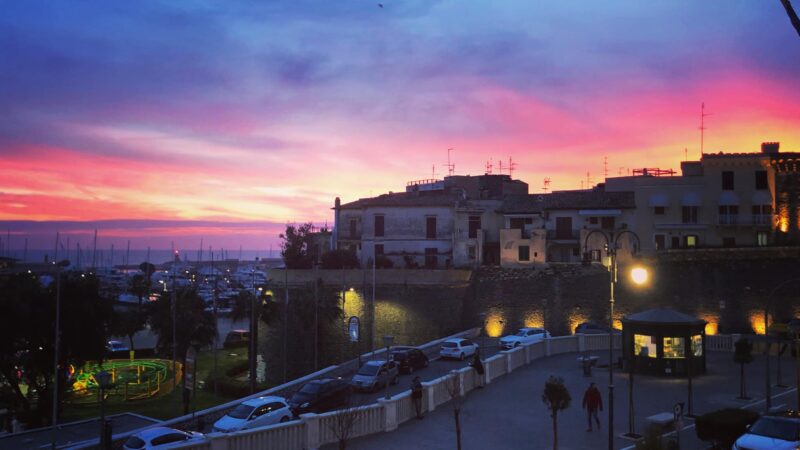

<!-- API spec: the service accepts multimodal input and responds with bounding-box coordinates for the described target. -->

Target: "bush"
[321,250,359,269]
[695,408,759,449]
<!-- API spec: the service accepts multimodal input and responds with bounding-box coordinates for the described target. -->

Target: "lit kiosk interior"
[622,309,707,377]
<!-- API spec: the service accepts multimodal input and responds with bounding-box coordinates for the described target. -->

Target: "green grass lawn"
[62,349,253,422]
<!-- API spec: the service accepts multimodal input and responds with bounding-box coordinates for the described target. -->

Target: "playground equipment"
[67,359,183,404]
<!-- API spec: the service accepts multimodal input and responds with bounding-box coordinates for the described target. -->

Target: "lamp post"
[50,259,69,450]
[583,229,642,450]
[764,278,800,412]
[383,335,394,400]
[96,370,112,450]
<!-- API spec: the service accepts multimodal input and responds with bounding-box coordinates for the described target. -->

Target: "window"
[663,337,685,359]
[572,247,580,257]
[634,334,657,358]
[722,171,734,190]
[590,249,602,261]
[555,217,573,239]
[757,232,769,247]
[152,434,188,446]
[654,206,665,215]
[691,335,702,357]
[752,205,771,225]
[349,218,357,238]
[682,206,698,224]
[723,237,736,247]
[755,170,768,190]
[374,244,384,255]
[654,234,666,251]
[518,245,530,261]
[468,215,481,238]
[426,216,437,239]
[601,217,615,230]
[374,215,384,237]
[685,235,698,248]
[589,217,599,225]
[424,248,437,268]
[671,236,680,249]
[719,205,739,224]
[467,245,476,260]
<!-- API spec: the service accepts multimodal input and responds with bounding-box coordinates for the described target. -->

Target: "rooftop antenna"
[91,229,97,269]
[618,167,624,176]
[684,147,688,162]
[445,148,455,176]
[125,240,130,267]
[586,171,591,188]
[431,164,438,180]
[508,156,517,178]
[699,102,711,157]
[542,177,551,193]
[497,159,504,175]
[485,158,493,175]
[603,156,608,180]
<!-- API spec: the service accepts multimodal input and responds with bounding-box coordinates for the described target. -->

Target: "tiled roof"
[498,194,545,213]
[339,192,459,209]
[544,190,635,210]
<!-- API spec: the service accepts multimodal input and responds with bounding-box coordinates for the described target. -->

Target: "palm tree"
[542,376,571,450]
[231,289,279,392]
[147,287,216,370]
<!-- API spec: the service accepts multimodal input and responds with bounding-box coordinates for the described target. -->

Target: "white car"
[499,328,550,350]
[439,338,479,360]
[122,427,204,449]
[733,413,800,450]
[213,396,293,432]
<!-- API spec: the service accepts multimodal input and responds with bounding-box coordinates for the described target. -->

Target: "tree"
[542,376,571,450]
[280,222,315,269]
[129,274,149,306]
[321,249,359,269]
[230,289,279,392]
[325,393,368,450]
[733,338,753,399]
[110,307,146,352]
[443,370,464,450]
[0,272,113,426]
[780,0,800,37]
[146,287,216,375]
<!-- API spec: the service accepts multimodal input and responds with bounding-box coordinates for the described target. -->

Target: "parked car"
[390,346,429,374]
[574,322,616,335]
[107,340,130,354]
[223,329,250,348]
[499,328,550,349]
[733,412,800,450]
[350,360,399,392]
[288,378,352,415]
[123,427,204,449]
[439,338,479,360]
[212,396,292,432]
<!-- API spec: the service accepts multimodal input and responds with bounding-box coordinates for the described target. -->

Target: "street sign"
[185,347,197,391]
[348,316,360,342]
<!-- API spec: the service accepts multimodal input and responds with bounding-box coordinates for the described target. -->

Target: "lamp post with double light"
[96,370,113,450]
[583,229,644,450]
[764,278,800,412]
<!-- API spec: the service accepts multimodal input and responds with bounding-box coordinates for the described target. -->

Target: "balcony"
[716,214,772,227]
[546,230,579,241]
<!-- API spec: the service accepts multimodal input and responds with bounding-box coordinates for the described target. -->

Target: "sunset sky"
[1,1,799,253]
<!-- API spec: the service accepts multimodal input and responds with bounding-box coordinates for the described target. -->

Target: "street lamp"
[383,335,394,400]
[50,259,69,450]
[96,370,113,450]
[764,278,800,412]
[583,229,642,450]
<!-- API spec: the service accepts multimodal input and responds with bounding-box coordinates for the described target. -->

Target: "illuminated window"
[663,337,685,359]
[685,235,698,248]
[757,232,768,247]
[634,334,657,358]
[691,335,702,357]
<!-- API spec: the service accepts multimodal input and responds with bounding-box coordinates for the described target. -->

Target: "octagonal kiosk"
[622,309,707,377]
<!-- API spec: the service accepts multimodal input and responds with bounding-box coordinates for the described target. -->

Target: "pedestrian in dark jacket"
[470,347,485,388]
[582,382,603,431]
[411,376,424,419]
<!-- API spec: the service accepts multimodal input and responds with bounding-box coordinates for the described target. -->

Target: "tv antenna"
[431,164,438,180]
[508,156,517,178]
[444,148,455,176]
[485,158,493,175]
[542,177,551,193]
[497,159,504,175]
[603,156,608,179]
[699,102,711,156]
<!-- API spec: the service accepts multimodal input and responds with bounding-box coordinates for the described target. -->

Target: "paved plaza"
[336,351,798,450]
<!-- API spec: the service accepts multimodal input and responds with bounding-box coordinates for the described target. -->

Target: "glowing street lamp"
[630,267,648,286]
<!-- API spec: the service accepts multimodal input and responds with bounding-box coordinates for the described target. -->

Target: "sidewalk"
[334,351,795,450]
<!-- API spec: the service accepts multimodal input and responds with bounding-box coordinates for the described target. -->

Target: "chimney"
[761,142,780,154]
[333,197,341,250]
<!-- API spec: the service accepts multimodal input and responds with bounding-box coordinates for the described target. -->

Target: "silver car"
[350,360,399,392]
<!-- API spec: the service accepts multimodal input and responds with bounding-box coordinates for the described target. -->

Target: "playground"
[67,359,182,405]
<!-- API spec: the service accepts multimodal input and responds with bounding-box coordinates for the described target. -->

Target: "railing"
[507,346,526,371]
[706,334,738,352]
[485,354,507,382]
[549,335,579,354]
[546,230,579,240]
[716,214,771,226]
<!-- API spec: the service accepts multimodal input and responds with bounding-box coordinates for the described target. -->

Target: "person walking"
[411,376,424,419]
[582,382,603,431]
[470,347,485,388]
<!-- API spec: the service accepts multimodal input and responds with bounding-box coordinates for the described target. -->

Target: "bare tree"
[542,376,571,450]
[444,370,464,450]
[780,0,800,37]
[325,393,369,450]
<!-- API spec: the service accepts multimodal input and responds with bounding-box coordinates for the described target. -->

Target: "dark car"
[390,346,429,374]
[288,378,352,416]
[223,330,250,348]
[575,322,615,335]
